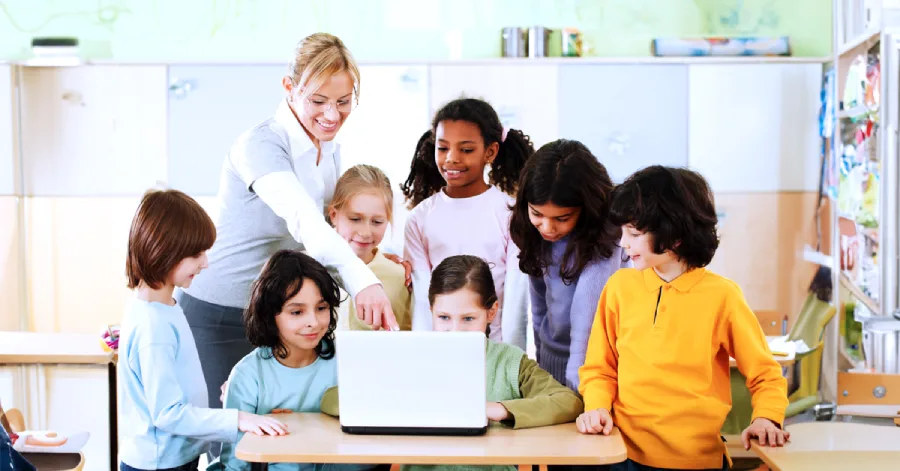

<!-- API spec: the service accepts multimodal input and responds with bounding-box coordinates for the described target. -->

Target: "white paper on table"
[12,431,89,454]
[767,336,800,356]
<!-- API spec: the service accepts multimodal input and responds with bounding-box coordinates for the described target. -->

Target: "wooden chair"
[6,408,85,471]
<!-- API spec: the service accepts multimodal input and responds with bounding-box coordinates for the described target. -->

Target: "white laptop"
[335,330,488,436]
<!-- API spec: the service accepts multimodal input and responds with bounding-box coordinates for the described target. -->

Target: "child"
[401,97,535,349]
[218,250,381,471]
[328,164,412,331]
[576,166,789,471]
[320,255,583,471]
[508,139,629,392]
[119,189,286,471]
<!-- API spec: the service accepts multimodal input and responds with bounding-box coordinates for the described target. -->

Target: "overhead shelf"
[839,28,882,59]
[839,273,880,316]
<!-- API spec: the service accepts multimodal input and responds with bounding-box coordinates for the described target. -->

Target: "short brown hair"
[126,189,216,289]
[288,33,360,102]
[329,164,394,223]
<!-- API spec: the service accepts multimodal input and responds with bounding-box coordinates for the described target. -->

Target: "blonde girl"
[329,164,412,331]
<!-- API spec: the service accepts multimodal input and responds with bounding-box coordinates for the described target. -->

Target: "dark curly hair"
[509,139,619,284]
[243,250,341,360]
[609,165,720,269]
[400,97,535,208]
[509,139,619,283]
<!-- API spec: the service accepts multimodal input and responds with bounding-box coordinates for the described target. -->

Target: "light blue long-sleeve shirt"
[218,347,373,471]
[119,296,239,469]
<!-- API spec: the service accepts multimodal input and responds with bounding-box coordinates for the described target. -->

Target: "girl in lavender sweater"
[509,139,630,392]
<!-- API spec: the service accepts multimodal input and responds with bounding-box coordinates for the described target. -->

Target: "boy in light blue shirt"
[119,189,287,471]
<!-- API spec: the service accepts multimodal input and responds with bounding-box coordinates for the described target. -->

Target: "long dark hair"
[400,97,535,208]
[243,250,341,360]
[509,139,619,283]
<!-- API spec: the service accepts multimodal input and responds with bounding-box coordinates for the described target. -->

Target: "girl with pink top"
[400,97,535,349]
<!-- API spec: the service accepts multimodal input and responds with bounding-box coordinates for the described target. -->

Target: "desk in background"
[751,422,900,471]
[0,331,117,471]
[236,413,627,471]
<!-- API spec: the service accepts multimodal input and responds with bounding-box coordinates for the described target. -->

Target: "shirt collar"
[273,98,335,158]
[641,267,707,293]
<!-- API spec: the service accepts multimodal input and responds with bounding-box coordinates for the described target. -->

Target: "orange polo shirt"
[579,267,787,470]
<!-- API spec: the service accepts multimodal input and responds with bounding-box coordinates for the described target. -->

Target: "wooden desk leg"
[250,463,267,471]
[109,363,118,471]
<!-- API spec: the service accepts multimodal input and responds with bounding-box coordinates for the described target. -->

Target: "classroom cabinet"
[710,192,825,319]
[0,65,14,195]
[167,65,286,196]
[687,64,822,193]
[18,66,167,196]
[557,64,689,184]
[336,65,430,254]
[0,197,22,332]
[429,64,559,149]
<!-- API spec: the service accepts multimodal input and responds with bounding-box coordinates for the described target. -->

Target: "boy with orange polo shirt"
[577,166,790,471]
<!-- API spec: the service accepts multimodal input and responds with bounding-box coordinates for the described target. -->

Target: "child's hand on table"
[741,418,790,450]
[238,411,289,436]
[486,402,510,422]
[576,408,614,435]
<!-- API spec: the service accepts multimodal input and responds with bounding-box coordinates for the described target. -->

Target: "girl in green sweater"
[321,255,583,471]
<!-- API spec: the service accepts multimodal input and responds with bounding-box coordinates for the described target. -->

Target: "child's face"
[275,278,333,354]
[435,120,497,190]
[431,288,497,333]
[168,252,209,289]
[329,191,389,260]
[527,203,581,242]
[620,224,677,270]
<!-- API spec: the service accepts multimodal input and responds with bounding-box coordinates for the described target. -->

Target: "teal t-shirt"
[217,347,371,471]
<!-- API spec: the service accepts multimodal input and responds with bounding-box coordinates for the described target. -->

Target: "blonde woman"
[179,33,400,413]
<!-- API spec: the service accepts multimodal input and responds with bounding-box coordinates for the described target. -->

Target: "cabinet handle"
[169,78,196,99]
[607,131,630,156]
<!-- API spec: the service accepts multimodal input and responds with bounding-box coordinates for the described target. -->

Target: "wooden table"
[0,331,117,471]
[751,422,900,471]
[235,413,627,471]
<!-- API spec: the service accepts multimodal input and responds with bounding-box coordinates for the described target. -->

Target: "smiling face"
[274,278,333,356]
[329,191,389,263]
[527,203,582,243]
[434,120,497,198]
[283,70,354,143]
[619,224,679,272]
[168,252,209,289]
[431,288,497,333]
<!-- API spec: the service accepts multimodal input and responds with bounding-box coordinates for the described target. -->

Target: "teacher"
[179,32,398,409]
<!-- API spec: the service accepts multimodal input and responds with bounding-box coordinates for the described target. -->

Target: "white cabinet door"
[336,65,430,254]
[19,66,167,196]
[688,64,822,192]
[558,64,689,184]
[429,64,559,149]
[0,65,14,195]
[167,65,286,196]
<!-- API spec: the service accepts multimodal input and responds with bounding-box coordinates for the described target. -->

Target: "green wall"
[0,0,832,61]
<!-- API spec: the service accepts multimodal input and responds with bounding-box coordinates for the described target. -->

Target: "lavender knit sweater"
[530,236,630,391]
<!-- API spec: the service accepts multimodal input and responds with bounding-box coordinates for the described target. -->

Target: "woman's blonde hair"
[289,33,360,101]
[330,165,394,223]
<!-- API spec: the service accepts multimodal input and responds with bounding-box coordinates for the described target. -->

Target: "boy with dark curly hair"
[577,166,789,471]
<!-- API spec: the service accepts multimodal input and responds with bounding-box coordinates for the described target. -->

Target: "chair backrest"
[787,294,836,347]
[4,408,25,433]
